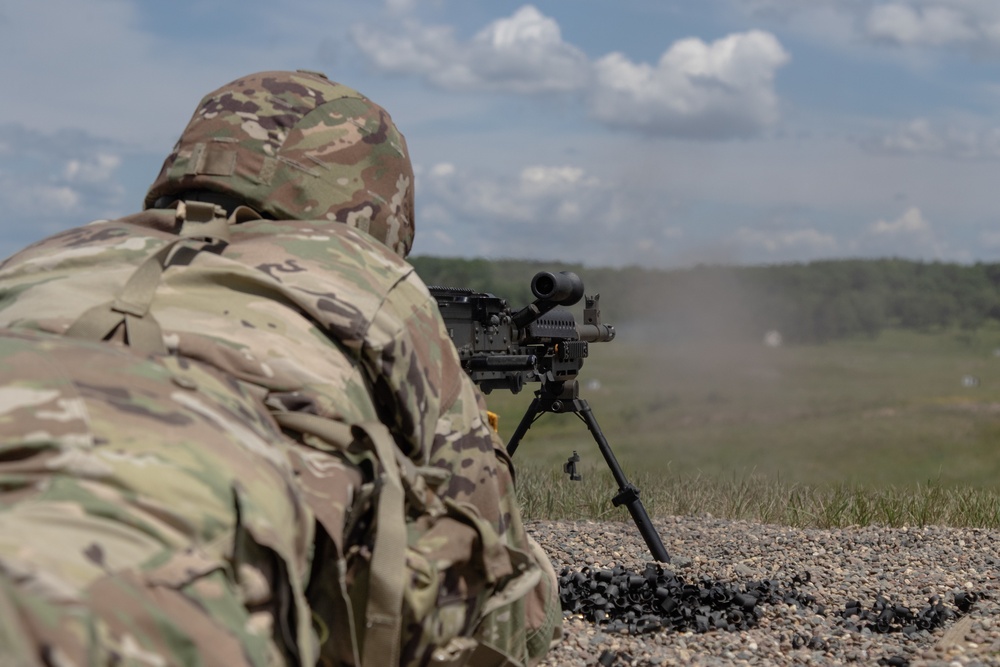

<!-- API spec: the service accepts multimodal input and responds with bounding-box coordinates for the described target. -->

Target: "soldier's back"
[0,328,317,666]
[0,211,451,459]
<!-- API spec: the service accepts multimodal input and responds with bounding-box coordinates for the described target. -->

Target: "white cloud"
[589,30,790,138]
[0,1,182,148]
[429,162,456,178]
[413,157,716,265]
[421,165,536,223]
[866,2,983,46]
[353,7,789,139]
[424,163,598,215]
[730,0,1000,64]
[726,0,867,52]
[413,162,641,260]
[520,166,588,194]
[871,118,946,154]
[741,0,1000,51]
[405,125,1000,266]
[0,124,133,253]
[863,117,1000,160]
[15,185,80,214]
[65,154,122,184]
[352,5,591,94]
[855,206,965,260]
[4,0,997,268]
[871,206,931,234]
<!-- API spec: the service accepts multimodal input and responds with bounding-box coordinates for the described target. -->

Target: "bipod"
[506,380,670,563]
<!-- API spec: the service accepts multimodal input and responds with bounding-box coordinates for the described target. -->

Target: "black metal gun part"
[430,271,669,563]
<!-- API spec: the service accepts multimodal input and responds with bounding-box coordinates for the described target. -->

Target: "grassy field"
[488,326,1000,527]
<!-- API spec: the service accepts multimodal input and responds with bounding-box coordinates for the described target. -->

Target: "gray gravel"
[529,516,1000,666]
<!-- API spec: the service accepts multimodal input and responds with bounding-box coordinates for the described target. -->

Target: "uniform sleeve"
[366,268,563,664]
[429,373,514,532]
[360,268,464,462]
[423,319,566,665]
[363,267,515,533]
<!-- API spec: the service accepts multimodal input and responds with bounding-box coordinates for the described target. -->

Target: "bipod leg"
[506,396,544,456]
[577,401,670,563]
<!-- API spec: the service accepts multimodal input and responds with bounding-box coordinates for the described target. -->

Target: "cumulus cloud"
[589,31,790,138]
[0,124,134,255]
[412,159,700,265]
[742,0,1000,51]
[428,163,456,178]
[870,206,932,234]
[520,166,586,196]
[354,5,790,139]
[65,154,123,184]
[352,5,591,93]
[856,206,961,259]
[414,161,668,263]
[419,162,601,226]
[865,2,985,46]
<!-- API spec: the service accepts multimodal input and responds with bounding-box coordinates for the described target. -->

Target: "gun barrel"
[577,323,616,343]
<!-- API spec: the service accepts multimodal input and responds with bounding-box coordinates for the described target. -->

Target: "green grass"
[493,327,1000,527]
[514,467,1000,528]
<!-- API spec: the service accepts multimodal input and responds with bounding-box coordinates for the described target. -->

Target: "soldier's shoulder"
[225,218,436,341]
[0,211,176,274]
[230,218,417,287]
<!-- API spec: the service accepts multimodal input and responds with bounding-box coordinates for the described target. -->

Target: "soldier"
[0,70,560,666]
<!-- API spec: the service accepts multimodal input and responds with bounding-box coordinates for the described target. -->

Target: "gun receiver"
[430,271,669,563]
[431,271,614,394]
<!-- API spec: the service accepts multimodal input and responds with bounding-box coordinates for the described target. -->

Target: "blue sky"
[4,0,1000,268]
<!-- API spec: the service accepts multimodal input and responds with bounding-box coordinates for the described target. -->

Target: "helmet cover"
[145,70,414,256]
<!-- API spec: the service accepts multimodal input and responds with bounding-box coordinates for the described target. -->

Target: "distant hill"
[409,256,1000,344]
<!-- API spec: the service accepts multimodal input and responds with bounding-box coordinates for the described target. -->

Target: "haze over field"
[3,1,1000,267]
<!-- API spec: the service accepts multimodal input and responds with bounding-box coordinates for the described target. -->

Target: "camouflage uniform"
[0,329,314,666]
[0,71,560,666]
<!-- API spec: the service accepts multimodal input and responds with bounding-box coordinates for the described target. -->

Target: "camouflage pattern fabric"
[0,328,315,666]
[0,67,559,665]
[0,205,561,665]
[144,70,415,258]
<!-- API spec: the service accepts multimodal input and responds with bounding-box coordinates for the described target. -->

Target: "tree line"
[410,256,1000,344]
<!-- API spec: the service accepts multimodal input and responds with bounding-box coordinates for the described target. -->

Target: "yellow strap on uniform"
[487,410,500,433]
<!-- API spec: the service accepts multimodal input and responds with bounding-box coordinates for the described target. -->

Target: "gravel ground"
[529,517,1000,666]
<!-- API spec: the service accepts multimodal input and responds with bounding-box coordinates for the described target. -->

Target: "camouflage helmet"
[144,70,415,257]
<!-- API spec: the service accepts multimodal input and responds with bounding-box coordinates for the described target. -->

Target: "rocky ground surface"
[528,517,1000,666]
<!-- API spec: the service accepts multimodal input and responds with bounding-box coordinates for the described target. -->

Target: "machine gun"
[430,271,669,563]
